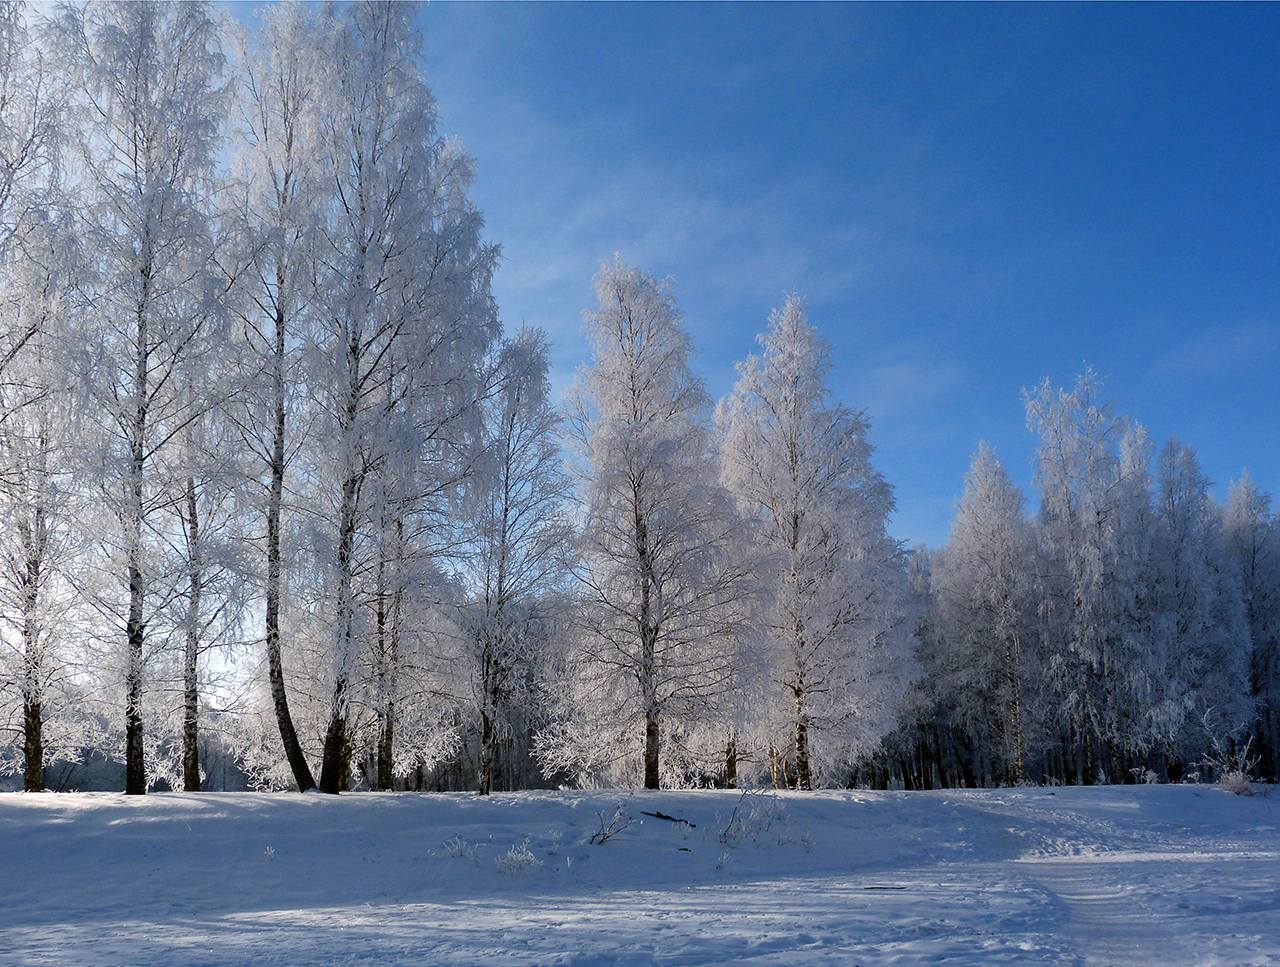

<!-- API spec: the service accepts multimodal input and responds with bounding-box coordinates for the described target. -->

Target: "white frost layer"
[2,785,1277,966]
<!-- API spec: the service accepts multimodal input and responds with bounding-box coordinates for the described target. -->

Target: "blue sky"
[411,2,1279,548]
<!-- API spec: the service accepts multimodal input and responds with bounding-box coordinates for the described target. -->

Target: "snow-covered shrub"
[717,789,783,847]
[496,840,542,875]
[1200,724,1258,795]
[444,836,478,864]
[1219,771,1253,796]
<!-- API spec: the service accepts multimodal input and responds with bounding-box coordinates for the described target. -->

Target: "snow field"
[1,785,1277,966]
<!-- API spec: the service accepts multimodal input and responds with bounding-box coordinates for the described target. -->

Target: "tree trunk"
[319,466,360,795]
[635,498,661,789]
[478,639,499,795]
[794,721,812,789]
[265,292,316,792]
[320,304,364,796]
[182,475,202,792]
[786,579,812,790]
[23,696,42,793]
[21,518,43,792]
[376,707,395,790]
[373,564,397,792]
[1007,630,1025,785]
[340,729,354,792]
[479,705,495,796]
[319,697,346,795]
[643,705,661,789]
[793,684,813,790]
[124,271,149,797]
[124,468,146,796]
[724,733,737,789]
[125,559,146,795]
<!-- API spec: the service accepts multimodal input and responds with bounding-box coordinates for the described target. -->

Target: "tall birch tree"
[1149,439,1252,767]
[0,205,79,794]
[1025,370,1161,781]
[1222,474,1280,779]
[53,0,228,794]
[462,328,570,794]
[720,294,912,789]
[555,260,754,789]
[307,1,498,793]
[231,0,325,792]
[0,0,76,792]
[930,444,1038,784]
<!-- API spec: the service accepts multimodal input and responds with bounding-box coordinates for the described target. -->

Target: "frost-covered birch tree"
[1222,474,1280,779]
[154,370,255,792]
[0,0,78,793]
[306,1,498,793]
[230,0,326,792]
[1025,370,1163,781]
[53,0,229,794]
[551,261,752,789]
[1148,439,1252,768]
[929,444,1039,784]
[0,198,82,793]
[461,328,570,794]
[719,294,912,789]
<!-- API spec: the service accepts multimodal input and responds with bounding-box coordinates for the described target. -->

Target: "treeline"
[867,373,1280,788]
[2,2,1275,797]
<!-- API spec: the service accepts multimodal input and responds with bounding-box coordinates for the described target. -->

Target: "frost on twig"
[1199,713,1259,796]
[496,839,542,875]
[589,803,634,845]
[716,788,783,847]
[443,836,479,864]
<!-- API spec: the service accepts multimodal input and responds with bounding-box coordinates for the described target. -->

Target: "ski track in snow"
[2,786,1278,966]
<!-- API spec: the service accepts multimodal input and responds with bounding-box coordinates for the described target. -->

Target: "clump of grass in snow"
[497,839,542,875]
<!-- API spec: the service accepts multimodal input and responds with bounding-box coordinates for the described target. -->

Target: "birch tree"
[230,0,325,792]
[1025,370,1161,781]
[930,444,1038,784]
[154,374,254,792]
[0,0,76,792]
[552,261,751,789]
[1222,474,1280,779]
[0,208,80,793]
[53,0,228,794]
[1148,440,1252,768]
[307,1,499,793]
[720,294,912,789]
[461,328,570,794]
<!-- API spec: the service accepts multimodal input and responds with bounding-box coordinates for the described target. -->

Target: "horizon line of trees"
[871,372,1279,789]
[2,1,1275,796]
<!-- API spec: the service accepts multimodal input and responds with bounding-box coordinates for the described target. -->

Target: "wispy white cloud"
[416,8,963,381]
[855,355,968,420]
[1149,323,1278,381]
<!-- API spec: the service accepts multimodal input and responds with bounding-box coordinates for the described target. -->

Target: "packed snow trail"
[1,787,1277,966]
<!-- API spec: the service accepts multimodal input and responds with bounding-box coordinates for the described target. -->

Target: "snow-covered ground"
[2,785,1277,966]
